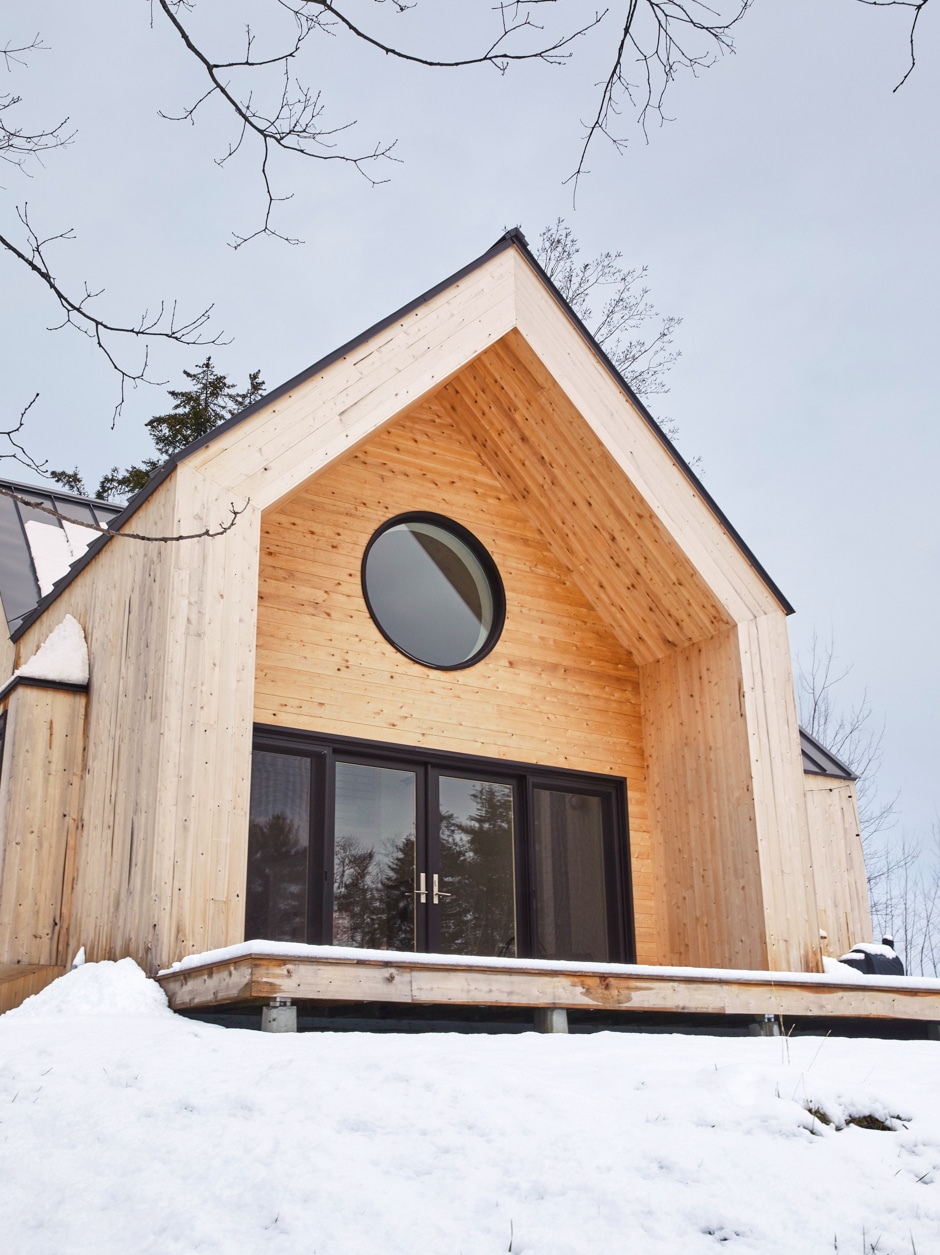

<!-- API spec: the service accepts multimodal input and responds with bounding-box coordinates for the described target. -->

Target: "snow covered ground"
[2,962,939,1254]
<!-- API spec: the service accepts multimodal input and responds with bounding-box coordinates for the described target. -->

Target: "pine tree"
[49,358,265,502]
[146,359,265,458]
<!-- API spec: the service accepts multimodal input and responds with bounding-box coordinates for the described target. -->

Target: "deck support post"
[533,1008,569,1034]
[749,1014,781,1037]
[261,997,297,1033]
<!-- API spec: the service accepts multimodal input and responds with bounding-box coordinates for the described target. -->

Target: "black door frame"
[251,723,636,963]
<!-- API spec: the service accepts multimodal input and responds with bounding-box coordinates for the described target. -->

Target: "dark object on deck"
[838,938,904,977]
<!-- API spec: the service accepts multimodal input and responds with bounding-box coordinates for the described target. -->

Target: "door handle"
[432,873,452,905]
[413,872,427,903]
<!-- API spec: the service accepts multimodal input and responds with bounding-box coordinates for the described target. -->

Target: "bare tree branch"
[0,206,225,422]
[155,0,603,244]
[855,0,931,90]
[0,393,49,478]
[536,218,681,400]
[0,34,73,170]
[285,0,604,71]
[566,1,752,201]
[0,482,249,542]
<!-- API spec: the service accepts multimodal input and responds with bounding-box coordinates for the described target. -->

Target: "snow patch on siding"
[14,613,89,686]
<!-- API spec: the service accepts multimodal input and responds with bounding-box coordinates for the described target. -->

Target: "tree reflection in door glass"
[533,789,609,962]
[245,752,310,942]
[438,778,516,958]
[333,762,416,951]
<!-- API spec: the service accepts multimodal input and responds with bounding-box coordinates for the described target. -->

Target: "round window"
[362,513,505,669]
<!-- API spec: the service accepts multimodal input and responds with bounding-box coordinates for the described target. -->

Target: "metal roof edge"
[799,725,858,781]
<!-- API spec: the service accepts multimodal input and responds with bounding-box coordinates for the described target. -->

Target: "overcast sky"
[2,1,937,838]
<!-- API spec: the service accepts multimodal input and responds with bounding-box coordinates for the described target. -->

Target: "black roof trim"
[11,226,793,639]
[0,674,89,702]
[800,726,857,781]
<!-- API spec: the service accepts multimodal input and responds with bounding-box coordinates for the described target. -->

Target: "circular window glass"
[362,513,505,669]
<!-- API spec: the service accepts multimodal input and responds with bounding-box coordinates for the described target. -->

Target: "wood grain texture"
[509,253,785,623]
[187,251,519,510]
[641,628,767,971]
[0,685,87,966]
[738,614,822,972]
[804,774,872,957]
[157,951,940,1022]
[437,334,733,665]
[0,963,65,1013]
[10,473,260,975]
[253,398,658,960]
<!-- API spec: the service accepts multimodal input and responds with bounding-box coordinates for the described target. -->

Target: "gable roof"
[8,228,793,644]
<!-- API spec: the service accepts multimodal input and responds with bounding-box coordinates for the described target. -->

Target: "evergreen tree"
[146,359,265,458]
[49,358,265,502]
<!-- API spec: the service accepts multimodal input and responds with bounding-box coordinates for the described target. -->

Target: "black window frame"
[250,723,636,964]
[360,511,507,671]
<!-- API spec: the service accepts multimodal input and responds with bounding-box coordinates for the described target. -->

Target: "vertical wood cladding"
[254,399,658,961]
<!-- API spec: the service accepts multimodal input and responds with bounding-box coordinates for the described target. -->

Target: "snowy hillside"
[1,961,938,1254]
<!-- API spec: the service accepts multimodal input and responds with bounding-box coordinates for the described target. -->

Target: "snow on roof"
[0,479,121,633]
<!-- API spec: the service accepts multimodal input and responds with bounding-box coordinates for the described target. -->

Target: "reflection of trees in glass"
[245,812,307,942]
[439,782,516,958]
[333,833,415,951]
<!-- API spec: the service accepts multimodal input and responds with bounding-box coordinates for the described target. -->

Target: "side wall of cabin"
[0,683,87,967]
[5,470,260,974]
[804,773,871,957]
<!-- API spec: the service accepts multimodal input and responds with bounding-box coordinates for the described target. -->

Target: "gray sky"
[3,0,937,836]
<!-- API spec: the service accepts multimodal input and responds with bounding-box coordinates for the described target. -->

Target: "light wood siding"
[0,964,65,1013]
[188,251,520,511]
[0,685,87,966]
[641,617,824,974]
[436,333,733,665]
[804,773,871,957]
[509,253,785,624]
[641,628,767,969]
[11,473,260,973]
[254,399,658,961]
[738,614,823,972]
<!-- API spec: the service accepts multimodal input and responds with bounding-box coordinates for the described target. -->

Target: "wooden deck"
[156,949,940,1025]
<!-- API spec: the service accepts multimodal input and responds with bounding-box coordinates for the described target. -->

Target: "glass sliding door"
[247,729,634,963]
[245,751,313,942]
[435,775,517,958]
[532,788,610,963]
[332,761,417,951]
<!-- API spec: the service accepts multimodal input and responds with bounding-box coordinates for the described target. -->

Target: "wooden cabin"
[0,229,875,1016]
